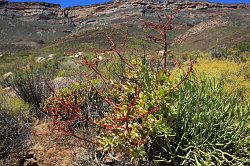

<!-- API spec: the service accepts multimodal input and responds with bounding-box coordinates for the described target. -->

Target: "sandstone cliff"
[0,0,248,26]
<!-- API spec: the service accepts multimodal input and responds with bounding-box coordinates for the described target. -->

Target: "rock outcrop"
[0,0,249,53]
[0,0,248,27]
[0,2,68,23]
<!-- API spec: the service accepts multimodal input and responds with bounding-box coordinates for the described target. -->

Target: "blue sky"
[210,0,250,3]
[10,0,112,7]
[9,0,250,8]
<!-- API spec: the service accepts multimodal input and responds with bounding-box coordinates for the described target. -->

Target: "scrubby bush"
[42,11,250,165]
[233,43,250,53]
[0,106,30,165]
[5,66,54,117]
[44,80,109,139]
[211,44,249,62]
[163,75,249,165]
[0,88,32,164]
[97,60,176,162]
[211,47,228,59]
[95,60,249,165]
[0,90,32,118]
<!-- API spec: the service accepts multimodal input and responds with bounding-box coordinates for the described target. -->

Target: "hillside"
[0,0,249,54]
[0,1,250,166]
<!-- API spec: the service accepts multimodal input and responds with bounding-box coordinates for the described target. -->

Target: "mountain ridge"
[0,0,249,53]
[1,0,248,26]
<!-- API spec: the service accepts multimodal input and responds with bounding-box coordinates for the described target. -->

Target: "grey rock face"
[0,0,248,26]
[0,0,248,53]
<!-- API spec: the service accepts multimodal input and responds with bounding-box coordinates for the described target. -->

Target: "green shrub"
[97,60,175,162]
[0,90,32,117]
[211,47,228,59]
[96,60,249,165]
[0,84,32,163]
[44,80,109,137]
[162,75,250,165]
[233,43,250,53]
[211,45,248,62]
[5,66,54,117]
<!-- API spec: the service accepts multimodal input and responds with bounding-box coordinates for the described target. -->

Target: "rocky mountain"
[0,0,247,26]
[0,0,249,53]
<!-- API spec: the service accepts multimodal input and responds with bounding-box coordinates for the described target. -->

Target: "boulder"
[74,52,84,58]
[98,56,103,61]
[2,72,13,79]
[23,158,38,166]
[48,54,54,58]
[52,77,79,90]
[157,50,165,55]
[36,57,46,63]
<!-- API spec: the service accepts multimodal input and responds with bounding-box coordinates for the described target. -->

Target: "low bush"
[0,88,32,164]
[5,65,54,117]
[0,89,32,118]
[97,60,176,162]
[96,60,249,165]
[211,45,249,62]
[45,57,249,165]
[233,43,250,53]
[44,81,109,139]
[0,106,30,165]
[42,12,250,165]
[211,47,228,59]
[164,75,249,165]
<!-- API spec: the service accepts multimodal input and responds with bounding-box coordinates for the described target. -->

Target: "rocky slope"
[0,0,249,53]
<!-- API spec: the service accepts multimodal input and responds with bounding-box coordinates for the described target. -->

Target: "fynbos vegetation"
[43,12,249,165]
[0,0,249,165]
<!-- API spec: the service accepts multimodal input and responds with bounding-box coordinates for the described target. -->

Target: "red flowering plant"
[94,57,196,162]
[43,11,196,164]
[42,6,250,165]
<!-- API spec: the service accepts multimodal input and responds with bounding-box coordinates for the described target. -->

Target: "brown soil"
[27,122,89,166]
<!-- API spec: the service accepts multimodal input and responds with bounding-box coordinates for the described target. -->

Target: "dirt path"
[25,123,89,166]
